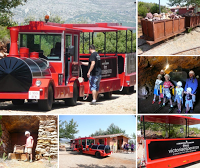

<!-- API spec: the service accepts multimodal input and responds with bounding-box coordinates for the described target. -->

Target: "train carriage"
[140,115,200,168]
[0,20,135,110]
[76,137,112,158]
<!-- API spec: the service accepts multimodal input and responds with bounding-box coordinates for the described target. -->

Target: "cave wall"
[0,121,11,157]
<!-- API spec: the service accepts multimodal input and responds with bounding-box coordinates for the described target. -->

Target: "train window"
[98,145,105,150]
[99,139,104,144]
[91,145,98,149]
[87,139,94,146]
[19,34,62,61]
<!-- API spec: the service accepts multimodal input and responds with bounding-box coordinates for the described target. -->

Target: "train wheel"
[123,87,129,94]
[65,82,78,106]
[79,149,83,154]
[129,86,134,93]
[104,92,112,99]
[12,99,24,105]
[38,85,53,111]
[95,151,101,158]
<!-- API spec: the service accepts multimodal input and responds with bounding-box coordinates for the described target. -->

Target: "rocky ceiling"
[1,115,57,133]
[138,56,200,88]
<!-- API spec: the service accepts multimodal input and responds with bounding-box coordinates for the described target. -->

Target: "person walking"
[80,44,102,105]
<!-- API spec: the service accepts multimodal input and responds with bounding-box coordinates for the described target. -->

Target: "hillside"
[11,0,136,27]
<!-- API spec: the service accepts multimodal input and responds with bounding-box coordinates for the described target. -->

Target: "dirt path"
[0,159,57,168]
[0,92,136,114]
[138,27,200,55]
[59,150,136,168]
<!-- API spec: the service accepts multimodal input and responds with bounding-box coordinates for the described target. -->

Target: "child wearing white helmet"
[162,74,174,108]
[152,74,163,104]
[24,131,34,163]
[184,87,194,113]
[174,81,184,113]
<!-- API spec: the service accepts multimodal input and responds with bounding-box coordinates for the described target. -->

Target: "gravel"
[59,150,136,168]
[138,27,200,55]
[0,92,136,114]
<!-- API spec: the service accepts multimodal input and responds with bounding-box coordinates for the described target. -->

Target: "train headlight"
[36,80,42,87]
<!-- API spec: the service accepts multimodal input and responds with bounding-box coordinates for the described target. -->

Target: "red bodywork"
[2,21,135,109]
[141,115,200,168]
[76,137,112,157]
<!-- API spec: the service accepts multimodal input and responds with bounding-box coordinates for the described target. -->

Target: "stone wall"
[0,121,11,157]
[35,119,58,160]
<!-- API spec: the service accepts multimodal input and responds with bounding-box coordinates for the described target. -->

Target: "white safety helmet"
[157,74,162,78]
[177,81,182,87]
[164,74,170,80]
[25,131,30,135]
[187,87,192,93]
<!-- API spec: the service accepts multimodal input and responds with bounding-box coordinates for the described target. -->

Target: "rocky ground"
[0,158,57,168]
[59,150,136,168]
[0,41,8,58]
[138,26,200,55]
[0,92,136,114]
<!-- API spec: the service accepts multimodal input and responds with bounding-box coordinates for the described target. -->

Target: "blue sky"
[59,115,136,138]
[139,0,170,7]
[189,115,200,128]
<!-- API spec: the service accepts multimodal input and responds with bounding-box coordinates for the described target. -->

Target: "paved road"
[59,150,136,168]
[0,92,136,114]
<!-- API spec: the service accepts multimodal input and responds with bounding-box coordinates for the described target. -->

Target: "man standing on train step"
[80,44,102,105]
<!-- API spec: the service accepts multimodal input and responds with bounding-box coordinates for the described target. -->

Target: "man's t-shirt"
[89,52,102,76]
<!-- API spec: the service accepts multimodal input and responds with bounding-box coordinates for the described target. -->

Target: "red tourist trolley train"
[70,137,112,158]
[0,20,135,110]
[140,115,200,168]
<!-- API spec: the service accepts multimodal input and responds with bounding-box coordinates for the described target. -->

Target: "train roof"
[8,21,135,33]
[140,115,200,125]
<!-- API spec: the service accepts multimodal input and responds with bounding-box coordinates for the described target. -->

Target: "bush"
[150,4,159,14]
[0,26,10,43]
[138,6,149,17]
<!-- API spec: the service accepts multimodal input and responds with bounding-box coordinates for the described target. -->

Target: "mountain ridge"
[11,0,136,27]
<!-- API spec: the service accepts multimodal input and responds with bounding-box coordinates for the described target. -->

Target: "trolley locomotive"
[1,20,135,111]
[76,137,112,158]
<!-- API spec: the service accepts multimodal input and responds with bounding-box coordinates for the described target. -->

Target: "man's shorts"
[89,75,101,91]
[25,147,32,154]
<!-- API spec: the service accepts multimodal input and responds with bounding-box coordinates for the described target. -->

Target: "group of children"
[153,73,194,113]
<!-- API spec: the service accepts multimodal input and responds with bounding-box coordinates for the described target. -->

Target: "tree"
[59,119,79,139]
[137,115,195,138]
[168,0,200,13]
[106,123,126,134]
[0,0,27,26]
[90,123,128,137]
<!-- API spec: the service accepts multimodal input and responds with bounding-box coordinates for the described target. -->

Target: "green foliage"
[0,0,27,26]
[0,26,10,43]
[2,152,7,161]
[138,2,149,17]
[138,1,170,17]
[90,123,127,137]
[168,0,200,10]
[59,119,79,139]
[137,115,200,138]
[80,31,136,54]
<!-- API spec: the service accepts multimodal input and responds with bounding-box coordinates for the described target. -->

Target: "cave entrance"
[2,116,39,160]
